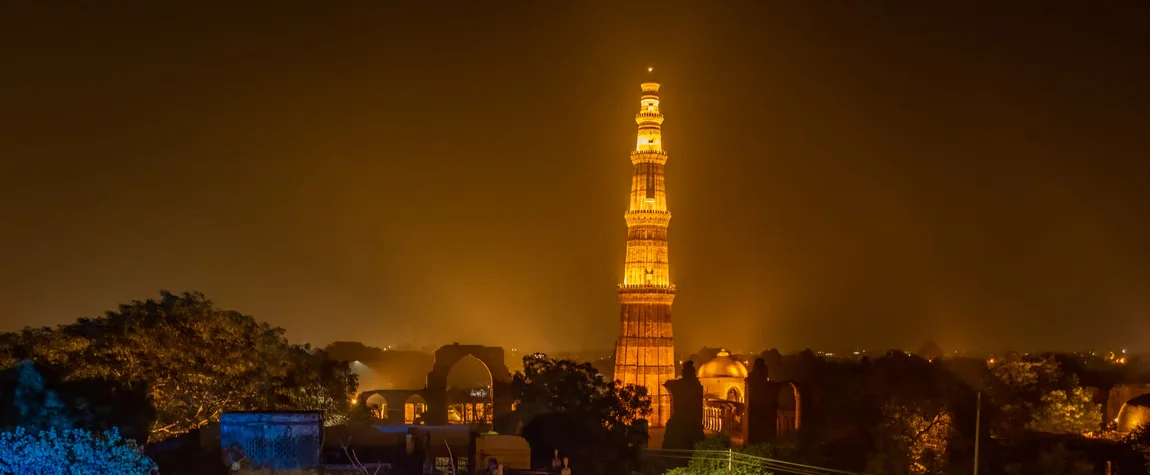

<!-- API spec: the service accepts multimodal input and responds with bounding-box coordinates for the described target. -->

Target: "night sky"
[2,2,1148,354]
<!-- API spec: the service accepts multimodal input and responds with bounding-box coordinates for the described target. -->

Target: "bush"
[665,436,782,475]
[0,427,157,474]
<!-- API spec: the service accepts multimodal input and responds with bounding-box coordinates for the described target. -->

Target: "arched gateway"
[357,344,514,433]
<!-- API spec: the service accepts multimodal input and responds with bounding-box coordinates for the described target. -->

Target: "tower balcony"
[634,113,664,124]
[617,285,677,304]
[630,150,668,165]
[624,210,671,227]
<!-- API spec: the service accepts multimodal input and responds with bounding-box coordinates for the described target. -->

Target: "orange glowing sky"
[1,2,1148,354]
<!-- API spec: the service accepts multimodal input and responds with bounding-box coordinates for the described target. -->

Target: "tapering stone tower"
[613,80,676,427]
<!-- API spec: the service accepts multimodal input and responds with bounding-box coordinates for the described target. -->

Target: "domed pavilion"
[697,349,749,435]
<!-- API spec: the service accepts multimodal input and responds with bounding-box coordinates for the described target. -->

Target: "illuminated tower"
[613,80,675,427]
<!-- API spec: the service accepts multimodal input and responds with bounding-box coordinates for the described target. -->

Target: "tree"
[684,347,722,367]
[1026,387,1101,435]
[268,345,359,426]
[0,359,157,444]
[986,355,1098,438]
[1125,423,1150,474]
[862,352,961,475]
[989,354,1064,391]
[0,361,158,473]
[868,402,953,475]
[0,427,157,474]
[8,360,71,431]
[324,341,386,365]
[510,355,651,475]
[758,349,783,378]
[0,291,358,442]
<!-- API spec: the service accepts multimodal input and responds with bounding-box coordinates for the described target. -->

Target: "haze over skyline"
[2,2,1148,354]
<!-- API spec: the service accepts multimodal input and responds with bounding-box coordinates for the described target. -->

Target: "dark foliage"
[510,355,651,475]
[0,290,358,443]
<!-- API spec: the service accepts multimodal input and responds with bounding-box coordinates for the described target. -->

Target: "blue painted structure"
[219,411,323,470]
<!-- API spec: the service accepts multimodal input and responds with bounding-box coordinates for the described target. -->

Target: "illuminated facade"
[698,349,747,435]
[613,80,676,427]
[695,351,802,440]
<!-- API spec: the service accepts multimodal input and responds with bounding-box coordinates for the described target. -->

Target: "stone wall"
[1107,384,1150,424]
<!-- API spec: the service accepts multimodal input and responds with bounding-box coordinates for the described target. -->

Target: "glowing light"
[647,66,654,72]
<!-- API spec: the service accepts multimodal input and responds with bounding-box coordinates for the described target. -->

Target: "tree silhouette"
[0,291,358,442]
[8,360,71,431]
[510,355,650,475]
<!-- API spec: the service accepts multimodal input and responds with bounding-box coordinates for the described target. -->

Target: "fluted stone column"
[613,80,677,427]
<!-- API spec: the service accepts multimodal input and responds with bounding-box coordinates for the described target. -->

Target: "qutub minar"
[613,76,676,427]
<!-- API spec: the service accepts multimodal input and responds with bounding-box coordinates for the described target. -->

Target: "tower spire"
[613,80,676,427]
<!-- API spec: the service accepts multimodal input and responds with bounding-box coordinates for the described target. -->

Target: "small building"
[1117,393,1150,433]
[697,349,747,436]
[695,350,801,442]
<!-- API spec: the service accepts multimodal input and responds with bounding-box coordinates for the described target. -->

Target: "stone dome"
[697,349,749,379]
[1118,393,1150,432]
